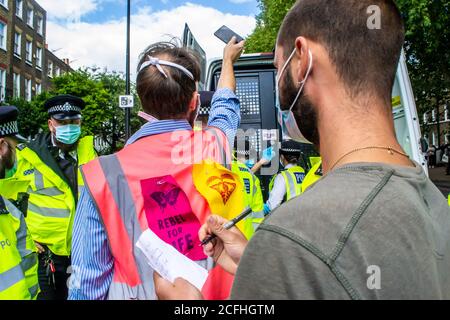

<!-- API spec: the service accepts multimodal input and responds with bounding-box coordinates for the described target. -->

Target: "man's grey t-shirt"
[231,162,450,299]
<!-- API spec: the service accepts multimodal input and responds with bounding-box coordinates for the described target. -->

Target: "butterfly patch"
[151,187,181,211]
[207,173,237,204]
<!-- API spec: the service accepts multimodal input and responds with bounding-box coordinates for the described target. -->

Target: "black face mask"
[279,63,320,146]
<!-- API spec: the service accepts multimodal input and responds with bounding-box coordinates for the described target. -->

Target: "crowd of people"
[1,0,449,301]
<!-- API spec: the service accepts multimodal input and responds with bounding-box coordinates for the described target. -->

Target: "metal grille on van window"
[235,77,260,116]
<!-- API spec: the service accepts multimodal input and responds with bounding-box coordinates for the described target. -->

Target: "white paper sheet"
[136,229,208,291]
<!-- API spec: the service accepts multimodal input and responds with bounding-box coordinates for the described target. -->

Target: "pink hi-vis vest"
[81,127,234,300]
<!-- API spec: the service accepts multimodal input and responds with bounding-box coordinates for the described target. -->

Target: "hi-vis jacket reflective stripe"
[81,128,234,300]
[269,165,305,201]
[302,159,323,193]
[0,197,39,300]
[231,160,264,237]
[15,135,97,256]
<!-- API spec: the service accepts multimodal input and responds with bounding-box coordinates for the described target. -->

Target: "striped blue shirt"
[68,88,240,300]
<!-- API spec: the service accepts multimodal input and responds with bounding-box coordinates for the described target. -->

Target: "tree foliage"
[4,69,143,154]
[395,0,449,130]
[245,0,296,53]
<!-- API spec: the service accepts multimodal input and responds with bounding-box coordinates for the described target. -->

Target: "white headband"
[138,55,194,81]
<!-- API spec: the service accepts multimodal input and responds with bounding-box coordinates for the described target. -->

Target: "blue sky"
[38,0,258,73]
[83,1,259,23]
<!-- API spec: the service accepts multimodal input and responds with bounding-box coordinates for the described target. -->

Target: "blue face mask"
[245,159,255,169]
[276,48,313,143]
[55,124,81,145]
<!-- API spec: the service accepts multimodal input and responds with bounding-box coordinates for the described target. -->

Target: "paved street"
[429,166,450,197]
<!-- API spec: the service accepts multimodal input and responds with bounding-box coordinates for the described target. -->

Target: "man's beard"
[0,145,15,178]
[280,69,320,146]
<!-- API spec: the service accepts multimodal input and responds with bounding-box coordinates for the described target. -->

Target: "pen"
[200,207,253,246]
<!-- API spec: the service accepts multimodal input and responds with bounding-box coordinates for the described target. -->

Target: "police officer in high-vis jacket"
[231,139,265,238]
[265,140,305,214]
[0,106,39,300]
[13,95,97,300]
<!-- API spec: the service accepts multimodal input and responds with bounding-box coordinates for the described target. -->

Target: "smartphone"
[214,25,244,44]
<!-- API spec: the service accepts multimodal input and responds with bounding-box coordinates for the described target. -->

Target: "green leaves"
[245,0,296,53]
[4,68,143,154]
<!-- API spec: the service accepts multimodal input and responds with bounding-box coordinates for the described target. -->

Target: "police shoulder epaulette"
[17,143,27,151]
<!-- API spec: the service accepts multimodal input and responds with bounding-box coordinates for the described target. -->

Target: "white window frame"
[36,47,42,68]
[48,61,53,78]
[14,32,21,57]
[25,78,32,101]
[423,112,428,125]
[0,69,6,102]
[25,40,32,63]
[37,16,43,35]
[55,66,61,77]
[0,0,8,10]
[432,132,436,146]
[26,7,34,28]
[16,0,23,18]
[432,109,436,122]
[35,82,41,95]
[0,22,7,51]
[13,73,21,98]
[445,105,449,122]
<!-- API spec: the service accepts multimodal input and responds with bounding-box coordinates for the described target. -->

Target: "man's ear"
[188,91,199,112]
[294,37,310,83]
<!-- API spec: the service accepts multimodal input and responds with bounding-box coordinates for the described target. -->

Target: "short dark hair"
[278,0,405,106]
[136,41,201,119]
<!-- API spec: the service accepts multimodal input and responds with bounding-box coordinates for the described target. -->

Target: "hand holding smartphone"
[214,25,244,44]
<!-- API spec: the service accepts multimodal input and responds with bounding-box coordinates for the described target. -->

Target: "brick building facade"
[0,0,71,103]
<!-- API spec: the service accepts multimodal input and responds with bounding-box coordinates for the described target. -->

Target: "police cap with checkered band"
[45,94,85,121]
[0,106,27,142]
[280,140,302,157]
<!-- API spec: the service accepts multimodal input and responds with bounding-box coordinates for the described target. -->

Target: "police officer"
[301,158,323,192]
[13,95,97,300]
[232,139,264,238]
[264,140,305,214]
[0,106,39,300]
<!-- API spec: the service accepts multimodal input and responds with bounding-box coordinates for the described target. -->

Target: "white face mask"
[275,48,313,143]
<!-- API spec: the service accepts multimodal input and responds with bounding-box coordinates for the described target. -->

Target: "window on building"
[36,47,42,68]
[0,69,6,102]
[423,112,428,125]
[16,0,23,18]
[26,7,34,28]
[25,78,32,101]
[37,16,43,35]
[55,66,61,77]
[432,132,436,146]
[445,105,449,122]
[35,82,41,95]
[432,109,436,122]
[25,40,32,63]
[13,73,21,98]
[0,22,6,51]
[0,0,8,9]
[48,61,53,77]
[14,32,21,57]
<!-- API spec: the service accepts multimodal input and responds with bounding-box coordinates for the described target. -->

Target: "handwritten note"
[136,229,209,291]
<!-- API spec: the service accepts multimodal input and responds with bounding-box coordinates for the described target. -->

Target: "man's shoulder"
[260,166,395,255]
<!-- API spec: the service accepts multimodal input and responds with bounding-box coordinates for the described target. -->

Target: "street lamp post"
[125,0,131,140]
